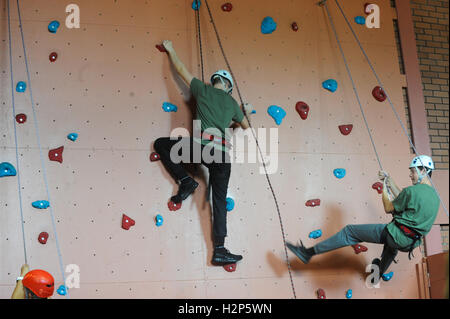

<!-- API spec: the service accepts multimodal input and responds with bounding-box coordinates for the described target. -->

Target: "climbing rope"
[195,0,205,82]
[202,0,297,299]
[8,0,69,297]
[320,0,449,217]
[7,0,28,266]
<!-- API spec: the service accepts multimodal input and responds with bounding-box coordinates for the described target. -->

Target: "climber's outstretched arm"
[163,40,194,86]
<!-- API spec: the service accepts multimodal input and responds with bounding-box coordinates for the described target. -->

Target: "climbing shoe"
[286,241,313,264]
[212,247,243,265]
[171,177,199,204]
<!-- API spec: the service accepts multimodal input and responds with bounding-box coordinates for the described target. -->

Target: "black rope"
[195,0,204,82]
[202,0,297,299]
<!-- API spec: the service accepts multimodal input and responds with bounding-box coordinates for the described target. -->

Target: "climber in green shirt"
[154,40,254,266]
[286,155,440,284]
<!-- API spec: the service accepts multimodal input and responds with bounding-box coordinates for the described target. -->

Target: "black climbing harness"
[394,220,422,260]
[194,0,298,299]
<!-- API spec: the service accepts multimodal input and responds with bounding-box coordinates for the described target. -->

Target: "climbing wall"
[0,0,425,298]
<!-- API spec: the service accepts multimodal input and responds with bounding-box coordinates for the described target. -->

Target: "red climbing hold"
[16,113,27,124]
[295,101,309,120]
[352,244,368,254]
[305,199,321,207]
[121,214,135,230]
[49,52,58,62]
[338,124,353,136]
[38,232,49,244]
[155,44,167,53]
[223,263,236,272]
[372,182,383,194]
[150,152,160,162]
[221,3,232,12]
[48,146,64,163]
[291,22,299,32]
[168,200,182,211]
[317,288,326,299]
[372,86,386,102]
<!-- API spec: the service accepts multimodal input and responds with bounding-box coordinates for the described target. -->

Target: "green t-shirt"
[190,77,244,152]
[386,183,440,249]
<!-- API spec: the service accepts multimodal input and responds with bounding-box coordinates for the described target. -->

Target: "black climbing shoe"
[370,258,381,285]
[171,177,199,204]
[212,247,243,265]
[286,241,312,264]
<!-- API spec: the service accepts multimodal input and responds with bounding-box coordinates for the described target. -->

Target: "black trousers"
[154,137,231,245]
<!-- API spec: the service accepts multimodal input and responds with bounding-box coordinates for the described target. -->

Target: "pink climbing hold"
[372,182,383,194]
[38,232,49,244]
[317,288,326,299]
[338,124,353,136]
[352,244,368,254]
[306,199,321,207]
[168,200,182,211]
[121,214,135,230]
[295,101,309,120]
[221,2,232,12]
[16,113,27,124]
[372,86,386,102]
[291,22,299,32]
[150,152,160,162]
[155,44,167,53]
[49,146,64,163]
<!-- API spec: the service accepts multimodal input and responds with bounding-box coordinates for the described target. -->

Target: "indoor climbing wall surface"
[0,0,426,298]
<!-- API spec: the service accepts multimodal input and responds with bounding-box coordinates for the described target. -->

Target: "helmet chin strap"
[415,166,429,184]
[214,75,231,94]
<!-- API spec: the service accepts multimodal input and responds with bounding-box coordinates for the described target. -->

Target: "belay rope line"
[199,0,298,298]
[7,0,69,297]
[320,0,449,217]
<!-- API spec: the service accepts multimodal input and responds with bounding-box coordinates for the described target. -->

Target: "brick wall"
[410,0,449,169]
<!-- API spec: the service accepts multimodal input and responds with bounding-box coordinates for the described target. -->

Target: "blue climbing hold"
[192,0,201,10]
[309,229,322,239]
[57,285,67,296]
[32,200,50,209]
[0,162,17,177]
[261,16,277,34]
[382,271,394,281]
[322,79,338,93]
[162,102,178,113]
[155,214,163,227]
[67,133,78,142]
[226,197,235,212]
[355,16,366,25]
[48,20,60,33]
[16,81,26,93]
[267,105,286,125]
[346,289,353,299]
[333,168,346,179]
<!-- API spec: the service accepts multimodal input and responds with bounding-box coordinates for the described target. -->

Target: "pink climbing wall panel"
[0,0,430,298]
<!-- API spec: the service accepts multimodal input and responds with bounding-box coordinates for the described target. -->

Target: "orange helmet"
[22,269,55,298]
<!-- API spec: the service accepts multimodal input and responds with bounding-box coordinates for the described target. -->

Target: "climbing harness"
[394,220,422,260]
[196,0,297,298]
[7,0,68,297]
[319,0,449,217]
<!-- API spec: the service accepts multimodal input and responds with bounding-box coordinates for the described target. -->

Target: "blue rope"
[7,0,28,266]
[332,0,449,217]
[15,0,69,296]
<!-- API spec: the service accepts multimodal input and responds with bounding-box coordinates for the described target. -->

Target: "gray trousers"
[313,224,402,275]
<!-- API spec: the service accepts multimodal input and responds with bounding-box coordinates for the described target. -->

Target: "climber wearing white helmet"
[286,155,440,285]
[153,40,254,267]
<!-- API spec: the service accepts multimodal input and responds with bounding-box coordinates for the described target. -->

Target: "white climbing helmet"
[211,70,234,94]
[409,155,434,183]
